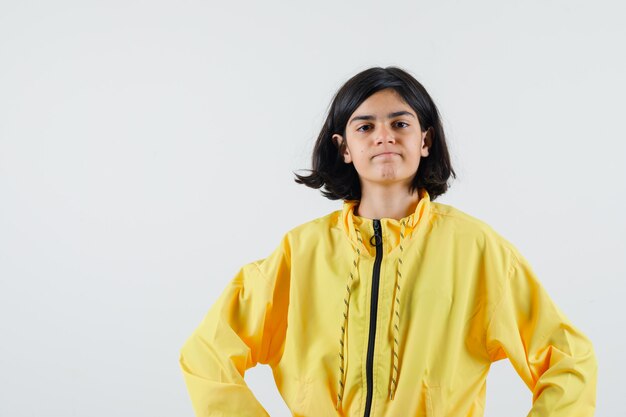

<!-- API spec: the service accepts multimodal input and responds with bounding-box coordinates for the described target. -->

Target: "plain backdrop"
[1,1,625,416]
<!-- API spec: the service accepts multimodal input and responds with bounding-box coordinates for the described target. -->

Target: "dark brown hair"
[293,66,456,201]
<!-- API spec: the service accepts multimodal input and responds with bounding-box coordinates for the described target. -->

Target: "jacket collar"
[340,188,432,256]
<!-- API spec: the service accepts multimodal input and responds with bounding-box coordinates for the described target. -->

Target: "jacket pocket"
[424,382,442,417]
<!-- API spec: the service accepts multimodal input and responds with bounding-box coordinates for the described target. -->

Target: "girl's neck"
[355,186,421,220]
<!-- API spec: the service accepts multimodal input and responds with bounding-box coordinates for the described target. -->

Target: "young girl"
[179,66,597,416]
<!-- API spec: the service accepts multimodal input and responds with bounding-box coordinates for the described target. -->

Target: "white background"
[1,1,625,416]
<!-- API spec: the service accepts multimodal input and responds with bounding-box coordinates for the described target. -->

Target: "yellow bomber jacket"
[179,188,597,416]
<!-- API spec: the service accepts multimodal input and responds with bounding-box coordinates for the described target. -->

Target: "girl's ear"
[421,127,433,157]
[332,134,352,163]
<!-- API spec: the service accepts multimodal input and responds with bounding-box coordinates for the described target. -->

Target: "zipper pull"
[370,219,382,247]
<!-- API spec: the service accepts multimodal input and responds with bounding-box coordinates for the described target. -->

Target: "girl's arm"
[485,246,597,416]
[179,237,290,417]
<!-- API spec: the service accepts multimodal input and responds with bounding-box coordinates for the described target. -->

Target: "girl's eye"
[357,122,409,132]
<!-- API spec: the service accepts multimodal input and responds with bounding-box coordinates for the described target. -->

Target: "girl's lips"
[374,152,399,158]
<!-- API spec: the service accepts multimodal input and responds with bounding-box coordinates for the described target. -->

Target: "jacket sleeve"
[485,246,597,417]
[179,236,290,417]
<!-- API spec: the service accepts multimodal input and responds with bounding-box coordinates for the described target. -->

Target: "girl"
[179,66,597,416]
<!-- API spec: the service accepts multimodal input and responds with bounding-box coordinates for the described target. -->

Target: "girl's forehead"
[350,89,415,119]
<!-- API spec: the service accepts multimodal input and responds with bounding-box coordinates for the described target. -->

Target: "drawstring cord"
[389,218,407,400]
[336,227,364,411]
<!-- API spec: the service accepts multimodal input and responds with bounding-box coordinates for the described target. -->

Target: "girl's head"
[294,66,455,201]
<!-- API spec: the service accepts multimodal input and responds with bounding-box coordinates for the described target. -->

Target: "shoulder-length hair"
[294,66,456,201]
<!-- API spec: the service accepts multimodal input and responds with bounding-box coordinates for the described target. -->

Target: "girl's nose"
[376,125,395,143]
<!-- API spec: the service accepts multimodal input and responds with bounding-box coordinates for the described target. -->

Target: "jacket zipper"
[364,219,383,417]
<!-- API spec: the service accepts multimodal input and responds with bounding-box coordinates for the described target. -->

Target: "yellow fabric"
[179,188,597,416]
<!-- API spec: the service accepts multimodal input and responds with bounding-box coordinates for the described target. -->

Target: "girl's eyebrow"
[348,111,416,125]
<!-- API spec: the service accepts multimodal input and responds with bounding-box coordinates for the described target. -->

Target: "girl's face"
[332,88,431,194]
